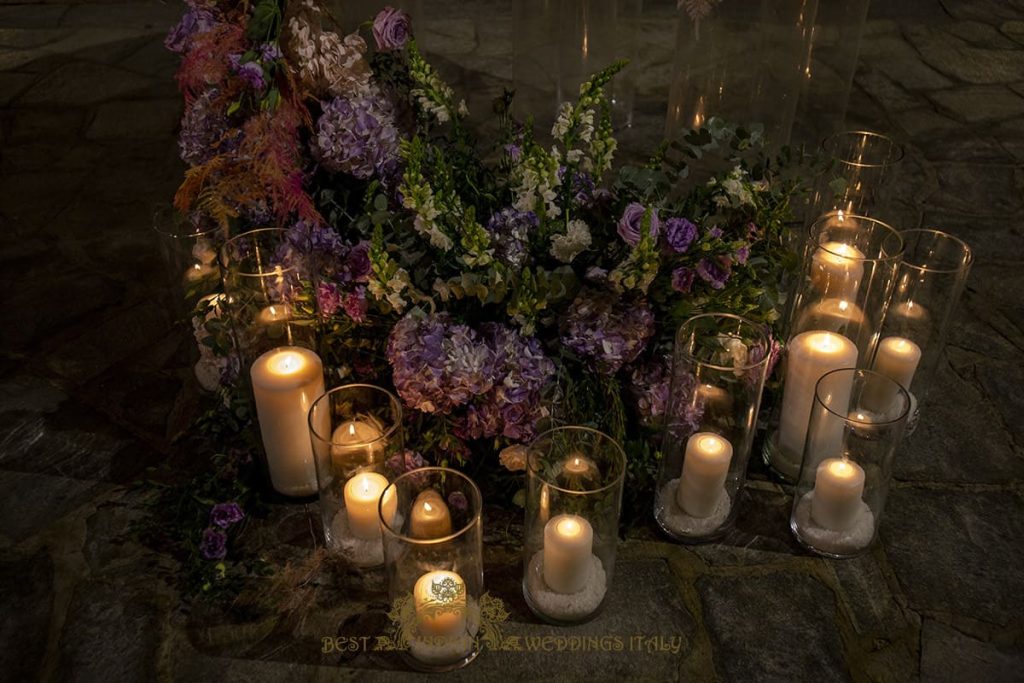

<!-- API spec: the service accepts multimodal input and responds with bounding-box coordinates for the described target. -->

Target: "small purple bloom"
[505,144,522,162]
[562,289,655,374]
[696,257,731,290]
[734,245,750,265]
[617,203,660,247]
[210,502,245,528]
[343,286,368,322]
[387,449,426,476]
[165,8,214,54]
[485,209,537,269]
[663,217,697,254]
[745,222,761,240]
[317,282,343,317]
[199,527,227,560]
[258,42,282,62]
[707,226,724,239]
[671,266,695,293]
[447,491,468,514]
[372,6,412,51]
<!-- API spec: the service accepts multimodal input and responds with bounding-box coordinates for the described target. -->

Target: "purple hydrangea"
[229,55,266,91]
[617,203,660,247]
[387,449,426,476]
[485,209,538,269]
[571,172,596,207]
[179,89,232,166]
[314,93,400,179]
[663,217,697,254]
[562,289,655,374]
[209,502,245,528]
[343,286,368,322]
[668,372,704,435]
[165,8,214,54]
[628,356,672,426]
[199,527,227,560]
[372,6,412,51]
[671,266,695,293]
[696,257,731,290]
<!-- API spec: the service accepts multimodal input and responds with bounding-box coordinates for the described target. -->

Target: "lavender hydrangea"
[485,208,538,270]
[314,91,400,179]
[617,202,659,247]
[209,502,245,528]
[179,88,231,166]
[372,7,412,51]
[663,217,697,254]
[696,257,731,290]
[628,356,672,426]
[386,448,426,476]
[199,527,227,560]
[387,312,481,414]
[229,54,266,91]
[562,288,655,374]
[165,8,214,54]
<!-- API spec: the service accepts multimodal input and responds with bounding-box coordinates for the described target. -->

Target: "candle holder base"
[403,598,481,672]
[523,550,607,625]
[655,479,732,542]
[791,491,875,558]
[327,511,406,568]
[761,430,802,484]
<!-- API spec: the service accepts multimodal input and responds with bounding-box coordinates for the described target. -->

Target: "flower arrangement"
[159,0,810,591]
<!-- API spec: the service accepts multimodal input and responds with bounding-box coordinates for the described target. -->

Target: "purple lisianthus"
[348,241,371,281]
[210,502,245,528]
[617,203,660,247]
[745,222,761,240]
[199,527,227,560]
[372,6,412,51]
[165,8,214,54]
[671,266,696,293]
[562,289,655,374]
[485,208,538,269]
[749,332,784,379]
[314,92,400,179]
[696,257,731,290]
[663,217,697,254]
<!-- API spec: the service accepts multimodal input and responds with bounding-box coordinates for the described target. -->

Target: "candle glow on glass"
[811,241,865,298]
[258,304,293,325]
[343,471,396,540]
[409,489,453,539]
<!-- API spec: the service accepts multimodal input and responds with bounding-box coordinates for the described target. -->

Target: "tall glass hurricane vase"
[764,213,904,481]
[522,426,626,625]
[807,131,904,228]
[870,229,972,433]
[655,314,773,542]
[152,203,224,317]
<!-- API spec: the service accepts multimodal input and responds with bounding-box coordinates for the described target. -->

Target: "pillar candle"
[796,298,867,336]
[811,241,864,298]
[864,336,921,414]
[676,432,734,518]
[330,418,385,466]
[409,490,452,539]
[890,299,928,325]
[258,304,292,325]
[542,514,593,594]
[810,458,866,530]
[696,382,732,414]
[343,472,396,540]
[414,570,467,636]
[778,332,858,477]
[250,346,325,496]
[184,262,218,284]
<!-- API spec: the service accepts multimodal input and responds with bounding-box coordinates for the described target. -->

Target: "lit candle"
[258,304,292,325]
[184,261,218,284]
[796,298,867,336]
[542,514,593,594]
[414,570,467,636]
[696,383,732,414]
[330,418,385,466]
[676,432,733,518]
[343,472,396,540]
[250,346,325,496]
[562,454,597,478]
[811,241,864,298]
[864,336,922,413]
[890,299,928,324]
[810,458,866,531]
[409,490,452,539]
[778,331,858,477]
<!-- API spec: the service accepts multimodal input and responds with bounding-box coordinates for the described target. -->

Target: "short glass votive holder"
[308,384,404,568]
[381,468,483,672]
[764,213,904,481]
[790,368,910,558]
[220,227,316,368]
[654,314,773,543]
[152,204,224,317]
[522,426,626,625]
[872,228,972,434]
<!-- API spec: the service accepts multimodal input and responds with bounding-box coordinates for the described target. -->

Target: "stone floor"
[1,0,1023,680]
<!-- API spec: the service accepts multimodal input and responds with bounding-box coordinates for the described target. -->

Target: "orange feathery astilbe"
[175,100,321,230]
[176,22,247,102]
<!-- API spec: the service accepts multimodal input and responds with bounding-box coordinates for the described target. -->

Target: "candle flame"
[698,435,724,453]
[811,333,843,353]
[557,518,580,537]
[838,300,849,312]
[829,460,855,477]
[348,422,356,437]
[423,502,433,513]
[272,352,303,374]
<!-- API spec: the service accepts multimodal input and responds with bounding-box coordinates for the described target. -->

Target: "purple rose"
[617,203,660,247]
[696,257,731,290]
[210,502,245,528]
[663,217,697,254]
[671,266,695,293]
[199,527,227,560]
[373,7,412,51]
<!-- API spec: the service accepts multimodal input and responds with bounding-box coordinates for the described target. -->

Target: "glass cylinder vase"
[764,213,904,481]
[381,468,484,672]
[790,368,911,558]
[654,314,773,542]
[806,131,904,228]
[522,426,626,625]
[308,384,404,567]
[152,203,224,318]
[871,228,973,434]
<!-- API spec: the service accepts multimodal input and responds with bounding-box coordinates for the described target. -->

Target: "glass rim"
[810,213,905,263]
[307,383,404,447]
[221,227,298,278]
[899,228,974,274]
[151,204,220,240]
[813,368,912,426]
[526,425,627,495]
[379,467,483,546]
[822,129,905,169]
[674,312,773,372]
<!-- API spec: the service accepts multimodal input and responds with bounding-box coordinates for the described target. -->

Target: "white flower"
[550,219,592,263]
[499,445,529,472]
